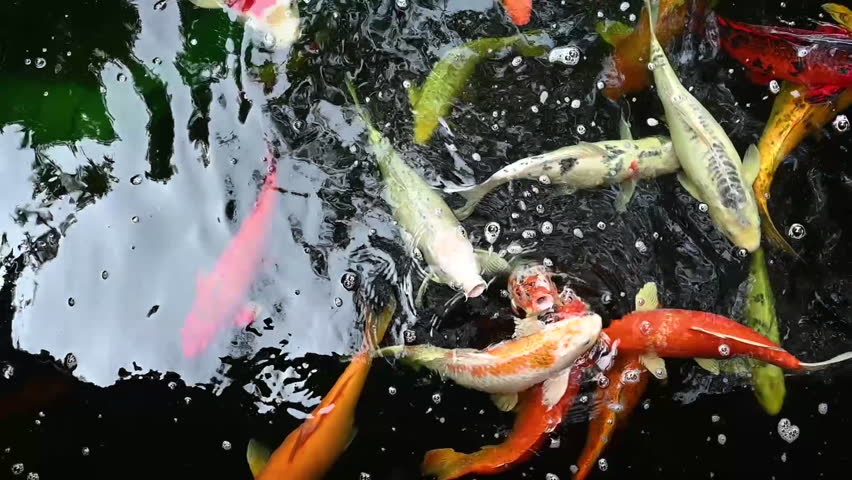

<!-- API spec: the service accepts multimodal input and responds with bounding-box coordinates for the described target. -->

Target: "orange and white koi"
[246,298,396,480]
[508,261,560,316]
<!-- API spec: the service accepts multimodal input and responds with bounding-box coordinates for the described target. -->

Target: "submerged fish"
[421,368,583,480]
[447,116,679,219]
[377,309,601,401]
[743,248,785,415]
[596,0,694,100]
[246,298,396,480]
[645,0,762,252]
[181,159,278,358]
[347,79,507,299]
[188,0,300,50]
[409,34,549,145]
[716,13,852,103]
[507,260,560,316]
[824,3,852,31]
[753,82,852,254]
[502,0,533,26]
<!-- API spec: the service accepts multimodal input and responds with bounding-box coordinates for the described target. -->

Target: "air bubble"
[698,203,708,212]
[623,369,641,383]
[131,216,140,223]
[541,222,554,235]
[620,1,630,10]
[35,58,46,69]
[787,223,805,239]
[769,80,781,94]
[81,447,90,456]
[68,297,76,307]
[647,62,657,71]
[538,175,551,185]
[572,228,584,238]
[598,458,608,471]
[646,117,659,127]
[718,344,731,356]
[549,45,581,66]
[601,292,613,304]
[530,105,539,113]
[507,242,523,254]
[130,175,143,185]
[484,222,501,244]
[570,465,579,474]
[10,464,23,476]
[596,81,605,90]
[639,321,653,335]
[543,257,553,267]
[736,248,748,258]
[818,402,828,415]
[431,392,442,404]
[360,473,371,480]
[540,91,549,104]
[117,73,127,82]
[395,0,408,7]
[571,99,581,109]
[222,441,232,451]
[576,125,586,135]
[154,0,167,9]
[511,56,523,67]
[546,473,560,480]
[634,240,647,253]
[711,414,720,423]
[2,363,14,379]
[833,114,849,133]
[334,297,343,307]
[404,330,416,343]
[597,221,607,230]
[777,418,800,443]
[597,375,610,388]
[535,204,545,214]
[388,386,397,395]
[717,433,727,445]
[522,229,536,239]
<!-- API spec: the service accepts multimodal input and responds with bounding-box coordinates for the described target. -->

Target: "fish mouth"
[465,281,487,299]
[533,294,554,312]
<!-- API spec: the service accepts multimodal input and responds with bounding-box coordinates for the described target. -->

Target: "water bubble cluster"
[777,418,800,443]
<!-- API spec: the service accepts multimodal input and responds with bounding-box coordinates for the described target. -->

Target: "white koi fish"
[644,0,761,252]
[446,116,679,219]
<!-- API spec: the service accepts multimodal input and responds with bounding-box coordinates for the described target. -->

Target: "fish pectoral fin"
[246,438,273,477]
[415,272,440,308]
[640,353,667,380]
[614,178,637,213]
[407,83,422,107]
[804,85,846,104]
[346,427,359,451]
[188,0,224,8]
[694,358,721,375]
[491,392,519,412]
[742,144,761,187]
[676,172,705,203]
[595,19,635,46]
[823,3,852,31]
[618,112,634,141]
[688,327,784,351]
[475,249,511,276]
[634,282,659,311]
[513,316,546,339]
[542,368,572,407]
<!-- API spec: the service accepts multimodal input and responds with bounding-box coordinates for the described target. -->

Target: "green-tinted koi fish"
[409,34,550,145]
[645,0,761,252]
[446,116,680,219]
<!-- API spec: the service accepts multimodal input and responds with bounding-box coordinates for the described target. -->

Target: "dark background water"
[1,0,851,478]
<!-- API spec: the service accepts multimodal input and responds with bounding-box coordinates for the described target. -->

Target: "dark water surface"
[1,0,851,478]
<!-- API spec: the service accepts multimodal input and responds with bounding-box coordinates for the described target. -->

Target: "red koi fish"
[422,367,583,480]
[181,160,278,358]
[502,0,532,26]
[247,299,396,480]
[508,261,559,316]
[574,353,648,480]
[604,309,852,370]
[716,14,852,103]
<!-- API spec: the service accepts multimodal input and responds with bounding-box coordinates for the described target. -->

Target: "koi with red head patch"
[246,299,396,480]
[715,14,852,103]
[181,158,278,358]
[508,261,560,316]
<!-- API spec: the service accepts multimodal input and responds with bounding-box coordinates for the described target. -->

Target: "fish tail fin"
[761,215,799,258]
[799,351,852,370]
[374,345,405,358]
[246,438,272,477]
[421,448,473,480]
[444,184,490,220]
[362,297,397,352]
[644,0,660,43]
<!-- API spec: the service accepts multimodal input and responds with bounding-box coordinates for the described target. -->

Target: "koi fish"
[421,368,583,480]
[246,298,396,480]
[575,282,659,480]
[645,0,762,252]
[446,116,679,219]
[604,302,852,371]
[715,13,852,103]
[574,354,648,480]
[409,34,549,145]
[596,0,702,100]
[188,0,300,50]
[507,260,560,316]
[181,159,278,358]
[752,82,852,254]
[824,3,852,31]
[743,248,785,415]
[502,0,533,26]
[346,79,508,299]
[377,310,602,403]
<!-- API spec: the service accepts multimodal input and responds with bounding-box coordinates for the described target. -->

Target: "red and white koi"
[188,0,300,50]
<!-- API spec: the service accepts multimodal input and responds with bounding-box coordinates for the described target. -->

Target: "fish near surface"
[377,310,602,396]
[181,158,278,358]
[346,80,493,299]
[447,117,679,219]
[246,298,396,480]
[507,260,561,316]
[644,0,762,252]
[715,13,852,103]
[409,34,549,145]
[188,0,300,50]
[753,82,852,254]
[502,0,533,26]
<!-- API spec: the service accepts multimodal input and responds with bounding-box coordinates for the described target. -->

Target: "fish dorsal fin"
[676,172,705,203]
[475,249,511,275]
[742,144,761,187]
[542,368,572,407]
[189,0,224,8]
[576,141,609,160]
[618,113,634,141]
[513,317,545,339]
[595,20,635,46]
[246,439,273,477]
[689,327,785,351]
[640,353,667,379]
[694,358,721,375]
[634,282,659,311]
[491,392,519,412]
[823,3,852,31]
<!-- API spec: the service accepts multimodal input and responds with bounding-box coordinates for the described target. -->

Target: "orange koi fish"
[502,0,532,26]
[508,261,560,316]
[377,309,601,401]
[574,354,648,480]
[246,298,396,480]
[181,158,279,358]
[422,367,583,480]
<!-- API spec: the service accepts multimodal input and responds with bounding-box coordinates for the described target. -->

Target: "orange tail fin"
[422,448,473,480]
[502,0,532,26]
[761,213,799,258]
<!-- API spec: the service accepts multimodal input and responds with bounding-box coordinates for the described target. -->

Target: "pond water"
[1,0,851,479]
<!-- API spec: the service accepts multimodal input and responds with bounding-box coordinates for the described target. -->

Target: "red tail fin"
[502,0,532,26]
[422,448,472,480]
